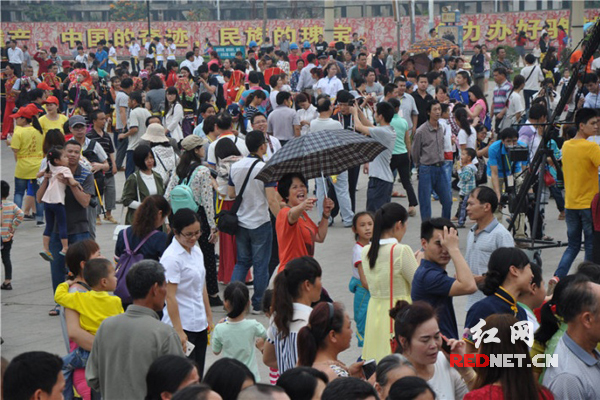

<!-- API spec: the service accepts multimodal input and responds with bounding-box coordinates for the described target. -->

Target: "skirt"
[217,199,237,284]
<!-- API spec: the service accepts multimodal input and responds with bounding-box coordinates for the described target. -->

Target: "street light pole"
[147,0,151,34]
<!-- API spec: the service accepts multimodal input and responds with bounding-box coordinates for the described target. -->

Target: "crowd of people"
[2,22,600,400]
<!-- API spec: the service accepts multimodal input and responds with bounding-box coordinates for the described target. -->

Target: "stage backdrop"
[1,9,598,57]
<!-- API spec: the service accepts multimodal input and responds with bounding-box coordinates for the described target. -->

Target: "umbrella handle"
[321,171,328,199]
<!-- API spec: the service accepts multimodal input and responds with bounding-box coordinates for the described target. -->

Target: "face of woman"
[287,177,307,206]
[177,367,200,391]
[394,220,408,242]
[145,152,155,170]
[194,146,205,160]
[155,210,169,228]
[224,59,231,69]
[468,92,476,103]
[176,221,201,249]
[307,277,323,303]
[403,318,441,366]
[333,314,353,352]
[328,65,337,77]
[167,93,177,104]
[436,89,447,103]
[181,69,190,78]
[15,117,27,127]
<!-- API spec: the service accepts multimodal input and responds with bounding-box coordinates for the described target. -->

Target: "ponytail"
[534,274,579,345]
[224,281,250,319]
[481,247,530,296]
[31,115,43,135]
[45,146,64,173]
[297,302,345,367]
[455,107,472,136]
[272,257,322,338]
[366,203,408,269]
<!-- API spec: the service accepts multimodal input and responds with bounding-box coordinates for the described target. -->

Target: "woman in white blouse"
[164,87,184,141]
[162,208,214,377]
[315,63,344,99]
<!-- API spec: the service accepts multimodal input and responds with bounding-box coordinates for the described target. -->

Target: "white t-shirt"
[161,239,208,332]
[129,43,141,57]
[108,46,117,65]
[266,303,312,374]
[207,135,249,166]
[167,43,176,60]
[127,107,152,151]
[264,134,282,162]
[507,91,525,121]
[156,43,165,61]
[144,41,153,59]
[427,352,469,400]
[75,54,89,69]
[309,117,343,133]
[297,105,319,136]
[458,127,477,150]
[441,119,454,153]
[592,57,600,72]
[521,65,544,90]
[352,242,363,280]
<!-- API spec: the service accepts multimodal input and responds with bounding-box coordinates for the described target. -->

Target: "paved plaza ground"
[0,133,576,378]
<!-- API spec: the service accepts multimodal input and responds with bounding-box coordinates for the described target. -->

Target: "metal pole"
[262,0,268,43]
[217,0,221,21]
[324,0,335,43]
[393,0,402,54]
[428,0,434,31]
[410,0,416,44]
[147,0,151,33]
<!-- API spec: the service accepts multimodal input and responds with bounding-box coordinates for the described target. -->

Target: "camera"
[500,187,535,214]
[506,145,529,163]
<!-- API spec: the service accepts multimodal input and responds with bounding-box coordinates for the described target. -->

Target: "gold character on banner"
[166,28,190,47]
[333,25,353,43]
[60,29,84,48]
[219,28,242,46]
[299,26,323,44]
[87,29,110,47]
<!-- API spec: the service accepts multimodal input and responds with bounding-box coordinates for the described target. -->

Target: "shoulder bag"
[216,159,261,235]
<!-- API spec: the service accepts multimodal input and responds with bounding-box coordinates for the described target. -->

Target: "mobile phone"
[441,335,452,353]
[362,359,377,379]
[184,340,196,357]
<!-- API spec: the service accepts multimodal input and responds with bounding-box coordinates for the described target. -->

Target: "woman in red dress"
[2,64,17,140]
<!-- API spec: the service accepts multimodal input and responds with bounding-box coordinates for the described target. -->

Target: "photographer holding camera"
[486,127,528,240]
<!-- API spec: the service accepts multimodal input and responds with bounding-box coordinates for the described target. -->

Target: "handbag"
[543,170,556,187]
[389,243,398,353]
[216,159,261,235]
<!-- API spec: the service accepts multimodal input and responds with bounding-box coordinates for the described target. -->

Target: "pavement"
[0,135,576,379]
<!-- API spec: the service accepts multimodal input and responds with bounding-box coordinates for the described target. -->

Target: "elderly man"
[86,261,184,400]
[543,276,600,399]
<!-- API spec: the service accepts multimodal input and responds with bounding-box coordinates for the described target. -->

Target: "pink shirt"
[41,164,73,205]
[470,98,487,122]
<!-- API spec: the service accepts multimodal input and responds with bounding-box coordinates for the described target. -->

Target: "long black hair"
[164,86,181,117]
[482,247,530,296]
[297,302,346,366]
[224,281,249,319]
[454,107,472,136]
[45,146,64,172]
[366,203,408,269]
[272,256,322,338]
[203,358,255,400]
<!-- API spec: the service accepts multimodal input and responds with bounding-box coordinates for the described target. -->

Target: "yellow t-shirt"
[39,114,69,134]
[10,125,44,179]
[562,138,600,209]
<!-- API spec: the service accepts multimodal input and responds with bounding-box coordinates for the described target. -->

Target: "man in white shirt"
[180,51,195,75]
[248,112,281,162]
[166,37,176,61]
[311,97,354,227]
[297,53,317,95]
[107,40,117,75]
[582,73,600,109]
[155,37,165,69]
[144,35,153,62]
[7,40,24,76]
[207,112,249,166]
[191,46,204,76]
[119,91,151,178]
[128,38,141,73]
[228,130,280,313]
[296,93,318,136]
[521,54,545,110]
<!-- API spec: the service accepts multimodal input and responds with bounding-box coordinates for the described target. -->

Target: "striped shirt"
[543,333,600,400]
[266,303,312,374]
[492,79,513,115]
[465,219,514,311]
[1,200,24,242]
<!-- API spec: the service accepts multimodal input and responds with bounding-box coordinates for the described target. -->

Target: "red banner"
[1,9,598,57]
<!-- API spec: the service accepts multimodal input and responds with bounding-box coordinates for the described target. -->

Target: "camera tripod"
[506,17,600,253]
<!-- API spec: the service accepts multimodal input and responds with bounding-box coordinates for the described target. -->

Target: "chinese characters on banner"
[1,9,598,56]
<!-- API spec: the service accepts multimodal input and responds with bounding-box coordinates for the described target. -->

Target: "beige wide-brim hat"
[141,123,170,143]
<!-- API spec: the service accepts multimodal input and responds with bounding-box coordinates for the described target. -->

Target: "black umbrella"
[255,129,386,183]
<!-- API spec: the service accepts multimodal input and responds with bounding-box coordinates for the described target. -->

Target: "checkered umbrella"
[255,129,386,183]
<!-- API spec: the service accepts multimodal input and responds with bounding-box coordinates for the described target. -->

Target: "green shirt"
[211,318,267,381]
[391,114,409,155]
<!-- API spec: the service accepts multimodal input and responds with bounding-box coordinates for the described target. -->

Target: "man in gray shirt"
[396,76,419,136]
[115,77,133,170]
[491,46,513,79]
[353,101,397,212]
[86,261,184,400]
[267,91,300,146]
[543,277,600,400]
[279,35,290,54]
[412,100,452,220]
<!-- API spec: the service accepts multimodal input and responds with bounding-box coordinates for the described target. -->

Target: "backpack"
[169,165,200,214]
[114,229,159,304]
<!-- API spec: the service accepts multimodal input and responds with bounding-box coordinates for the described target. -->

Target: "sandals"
[40,251,54,262]
[48,305,60,317]
[391,191,406,198]
[1,282,12,290]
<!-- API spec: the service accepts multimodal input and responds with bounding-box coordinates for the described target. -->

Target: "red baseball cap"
[37,82,53,90]
[43,96,59,105]
[10,104,41,119]
[62,60,72,68]
[329,41,336,47]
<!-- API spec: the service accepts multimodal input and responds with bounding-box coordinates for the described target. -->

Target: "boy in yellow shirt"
[553,108,600,281]
[54,258,123,398]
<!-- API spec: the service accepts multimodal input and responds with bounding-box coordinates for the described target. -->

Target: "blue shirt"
[486,140,527,178]
[96,50,108,70]
[463,286,527,345]
[449,89,469,104]
[411,259,458,339]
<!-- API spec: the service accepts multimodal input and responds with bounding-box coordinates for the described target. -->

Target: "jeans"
[100,174,116,212]
[366,177,393,213]
[114,130,128,170]
[524,89,537,111]
[49,232,91,294]
[316,171,354,226]
[14,178,44,222]
[457,195,469,226]
[348,166,361,212]
[418,165,452,221]
[554,208,593,278]
[62,347,90,400]
[130,57,138,73]
[125,150,135,179]
[231,222,272,311]
[43,203,67,239]
[157,60,164,70]
[390,153,418,207]
[2,240,13,280]
[549,184,565,212]
[105,64,115,75]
